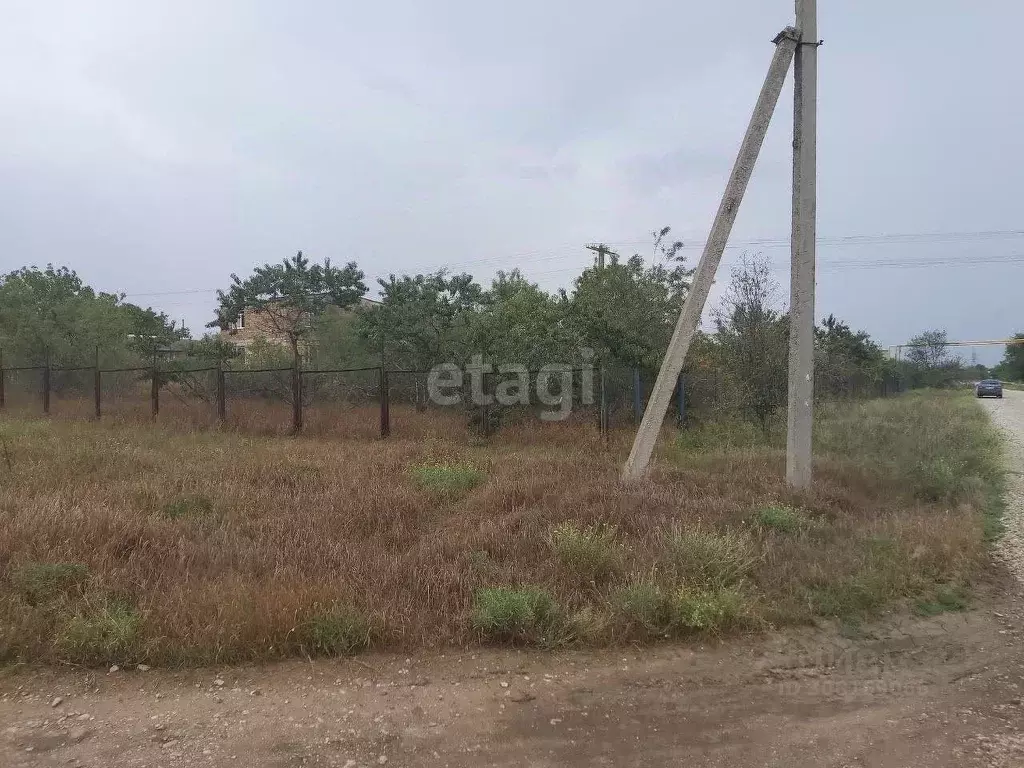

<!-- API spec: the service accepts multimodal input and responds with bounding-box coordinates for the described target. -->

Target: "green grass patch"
[673,416,779,454]
[410,462,486,495]
[663,525,757,588]
[614,583,673,634]
[914,585,969,616]
[12,562,89,606]
[614,582,749,636]
[754,505,814,534]
[298,605,371,656]
[161,494,217,521]
[471,587,559,644]
[983,469,1008,544]
[59,597,142,663]
[548,522,621,583]
[815,391,1003,504]
[806,535,918,618]
[806,580,886,617]
[671,587,746,632]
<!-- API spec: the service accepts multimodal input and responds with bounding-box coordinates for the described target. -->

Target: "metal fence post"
[481,370,493,437]
[216,363,226,421]
[379,367,390,438]
[292,363,303,433]
[599,366,609,439]
[633,366,643,425]
[94,346,101,420]
[0,348,5,410]
[150,365,159,418]
[42,350,51,415]
[677,373,686,426]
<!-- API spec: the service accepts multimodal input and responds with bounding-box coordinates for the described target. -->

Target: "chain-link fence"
[160,367,220,429]
[302,367,381,440]
[48,367,95,421]
[0,366,44,415]
[222,367,295,435]
[0,353,902,441]
[100,368,156,425]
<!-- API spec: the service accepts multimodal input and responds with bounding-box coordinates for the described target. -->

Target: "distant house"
[156,339,191,361]
[219,296,379,351]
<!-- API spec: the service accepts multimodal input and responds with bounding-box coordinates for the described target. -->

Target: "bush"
[614,583,673,634]
[410,463,486,495]
[805,576,892,617]
[12,562,89,606]
[664,525,757,588]
[59,597,142,663]
[471,587,559,643]
[754,505,813,534]
[614,582,748,635]
[299,606,371,656]
[563,606,610,644]
[548,522,620,583]
[671,587,746,631]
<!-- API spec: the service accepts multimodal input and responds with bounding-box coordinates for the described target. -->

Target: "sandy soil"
[2,392,1023,768]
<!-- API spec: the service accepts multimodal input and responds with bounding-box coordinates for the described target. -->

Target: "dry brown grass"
[3,388,616,449]
[0,391,1000,665]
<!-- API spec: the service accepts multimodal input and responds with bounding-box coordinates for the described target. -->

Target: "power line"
[605,227,1024,250]
[140,252,1024,312]
[126,252,1024,304]
[405,227,1024,272]
[114,227,1024,301]
[524,252,1024,279]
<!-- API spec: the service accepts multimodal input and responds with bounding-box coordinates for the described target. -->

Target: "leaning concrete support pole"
[622,27,798,482]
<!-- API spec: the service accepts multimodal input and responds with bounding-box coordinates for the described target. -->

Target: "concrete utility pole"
[586,243,618,436]
[586,243,617,269]
[622,28,799,481]
[786,0,819,489]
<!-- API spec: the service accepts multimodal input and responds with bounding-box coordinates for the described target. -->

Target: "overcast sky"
[2,1,1021,362]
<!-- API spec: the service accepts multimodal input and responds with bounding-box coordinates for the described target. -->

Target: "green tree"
[0,264,184,367]
[994,333,1024,381]
[210,251,366,364]
[567,242,690,373]
[183,334,243,366]
[815,314,886,396]
[308,305,377,369]
[357,270,484,371]
[712,254,789,431]
[902,329,965,389]
[905,329,950,369]
[470,270,574,369]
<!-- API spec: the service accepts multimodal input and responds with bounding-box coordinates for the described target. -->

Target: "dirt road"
[2,393,1023,768]
[981,391,1024,587]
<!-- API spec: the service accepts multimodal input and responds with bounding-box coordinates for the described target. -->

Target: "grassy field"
[0,390,616,443]
[0,391,1004,665]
